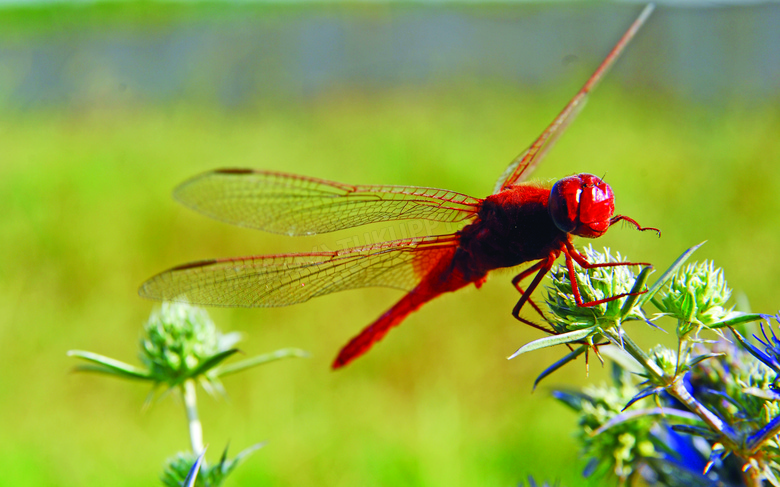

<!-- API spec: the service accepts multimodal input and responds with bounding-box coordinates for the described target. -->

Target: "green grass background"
[1,4,779,486]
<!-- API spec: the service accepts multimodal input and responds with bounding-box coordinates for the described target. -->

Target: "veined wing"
[138,235,460,307]
[175,169,481,236]
[493,4,654,193]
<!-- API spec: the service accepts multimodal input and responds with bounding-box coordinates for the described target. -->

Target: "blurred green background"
[1,2,779,486]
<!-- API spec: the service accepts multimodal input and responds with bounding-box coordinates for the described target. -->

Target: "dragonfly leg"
[562,240,651,308]
[512,299,556,335]
[566,241,652,269]
[609,215,661,237]
[510,254,557,334]
[511,261,549,320]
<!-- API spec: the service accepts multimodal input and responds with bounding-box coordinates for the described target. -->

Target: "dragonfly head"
[549,174,615,238]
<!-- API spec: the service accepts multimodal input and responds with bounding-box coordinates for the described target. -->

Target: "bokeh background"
[1,1,779,485]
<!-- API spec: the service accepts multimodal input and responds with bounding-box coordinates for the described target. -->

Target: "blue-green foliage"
[514,244,780,486]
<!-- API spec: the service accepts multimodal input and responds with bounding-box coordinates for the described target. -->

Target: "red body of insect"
[140,6,659,369]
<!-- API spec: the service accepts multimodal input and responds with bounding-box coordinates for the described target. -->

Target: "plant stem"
[613,332,665,381]
[616,331,738,442]
[183,379,204,456]
[667,377,735,439]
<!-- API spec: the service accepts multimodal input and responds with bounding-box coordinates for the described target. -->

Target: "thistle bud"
[545,246,647,333]
[656,261,737,335]
[140,302,240,385]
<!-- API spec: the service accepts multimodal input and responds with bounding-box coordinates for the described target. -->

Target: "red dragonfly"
[140,6,659,369]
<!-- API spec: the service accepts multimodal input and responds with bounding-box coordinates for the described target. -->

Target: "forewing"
[138,235,459,307]
[493,4,654,193]
[175,169,481,235]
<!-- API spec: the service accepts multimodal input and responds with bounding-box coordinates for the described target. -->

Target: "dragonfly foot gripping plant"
[510,243,780,487]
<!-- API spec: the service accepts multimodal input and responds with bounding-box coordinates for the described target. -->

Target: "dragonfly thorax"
[456,184,566,273]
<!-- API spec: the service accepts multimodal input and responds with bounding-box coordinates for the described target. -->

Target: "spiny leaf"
[622,386,664,411]
[216,348,309,378]
[184,449,207,487]
[184,348,241,384]
[533,345,587,390]
[508,329,593,359]
[686,353,725,368]
[67,350,153,381]
[708,313,764,330]
[224,442,266,475]
[747,415,780,452]
[619,266,653,319]
[639,241,705,307]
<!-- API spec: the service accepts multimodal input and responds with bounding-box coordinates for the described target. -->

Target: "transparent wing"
[138,235,460,307]
[494,4,654,193]
[175,169,481,236]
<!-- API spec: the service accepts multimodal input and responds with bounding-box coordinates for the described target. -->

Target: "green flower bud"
[563,368,659,482]
[140,302,240,385]
[545,246,647,333]
[648,345,677,376]
[656,261,738,334]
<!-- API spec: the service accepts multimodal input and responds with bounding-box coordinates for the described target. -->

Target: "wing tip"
[168,259,220,272]
[138,259,220,301]
[213,168,255,175]
[173,168,256,201]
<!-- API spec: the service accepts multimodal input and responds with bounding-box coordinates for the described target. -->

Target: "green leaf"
[687,353,725,368]
[640,241,706,307]
[508,328,593,359]
[708,313,765,330]
[533,345,587,389]
[216,348,309,378]
[680,288,696,323]
[185,348,241,383]
[67,350,153,381]
[224,442,265,475]
[619,266,653,319]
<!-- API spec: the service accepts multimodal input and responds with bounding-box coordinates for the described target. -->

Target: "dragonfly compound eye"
[549,175,582,233]
[549,174,615,237]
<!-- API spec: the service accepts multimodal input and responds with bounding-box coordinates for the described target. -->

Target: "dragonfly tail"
[332,290,433,369]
